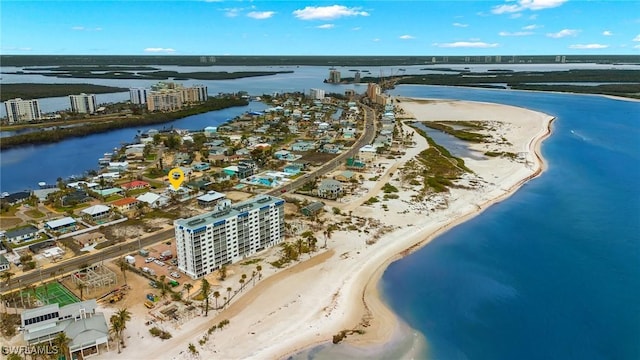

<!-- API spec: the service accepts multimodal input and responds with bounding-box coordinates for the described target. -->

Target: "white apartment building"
[147,90,183,111]
[69,93,98,114]
[4,98,42,123]
[129,87,149,104]
[309,88,325,100]
[174,195,285,279]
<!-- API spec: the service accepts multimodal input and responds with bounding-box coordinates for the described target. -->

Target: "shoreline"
[82,98,555,360]
[281,98,555,358]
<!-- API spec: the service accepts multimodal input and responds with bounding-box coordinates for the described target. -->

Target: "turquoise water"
[377,86,640,359]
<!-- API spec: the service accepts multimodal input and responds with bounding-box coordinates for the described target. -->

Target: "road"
[2,104,377,294]
[266,103,377,196]
[1,228,175,293]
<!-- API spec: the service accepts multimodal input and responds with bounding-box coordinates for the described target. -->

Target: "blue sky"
[2,0,639,55]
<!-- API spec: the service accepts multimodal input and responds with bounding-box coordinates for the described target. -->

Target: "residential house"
[196,191,226,208]
[334,171,356,182]
[4,225,39,244]
[208,146,230,156]
[358,145,378,162]
[346,157,367,171]
[137,192,169,208]
[120,180,150,191]
[61,191,93,207]
[192,162,210,171]
[0,255,9,272]
[93,188,123,198]
[107,161,129,172]
[111,197,139,213]
[283,164,304,175]
[291,141,316,152]
[317,179,343,199]
[301,201,325,217]
[1,191,31,205]
[274,150,292,160]
[21,300,110,359]
[74,232,106,247]
[81,205,111,221]
[45,217,77,232]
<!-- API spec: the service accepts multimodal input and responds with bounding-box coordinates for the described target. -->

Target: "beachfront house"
[21,300,110,358]
[0,255,10,272]
[74,232,106,247]
[317,179,343,199]
[301,201,325,217]
[358,145,377,162]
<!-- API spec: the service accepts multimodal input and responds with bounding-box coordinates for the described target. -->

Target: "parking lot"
[127,240,182,283]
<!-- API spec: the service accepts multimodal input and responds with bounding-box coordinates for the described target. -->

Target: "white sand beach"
[94,98,554,360]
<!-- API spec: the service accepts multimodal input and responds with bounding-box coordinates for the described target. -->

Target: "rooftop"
[175,195,284,230]
[46,217,77,228]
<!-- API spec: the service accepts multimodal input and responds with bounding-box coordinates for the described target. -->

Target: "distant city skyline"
[2,1,639,56]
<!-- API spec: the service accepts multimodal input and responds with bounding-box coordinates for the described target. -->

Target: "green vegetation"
[421,122,488,143]
[382,183,399,193]
[398,70,640,99]
[149,327,172,340]
[1,96,248,150]
[4,69,293,81]
[24,209,46,218]
[485,151,518,159]
[364,196,380,205]
[1,83,128,102]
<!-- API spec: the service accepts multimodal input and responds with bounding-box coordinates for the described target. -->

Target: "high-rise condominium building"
[174,195,285,279]
[329,69,341,83]
[69,93,98,114]
[146,82,208,111]
[309,88,325,100]
[129,88,149,105]
[4,98,42,123]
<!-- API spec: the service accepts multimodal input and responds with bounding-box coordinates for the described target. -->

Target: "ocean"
[375,86,640,359]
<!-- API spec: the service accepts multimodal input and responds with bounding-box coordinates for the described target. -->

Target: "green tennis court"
[35,282,80,307]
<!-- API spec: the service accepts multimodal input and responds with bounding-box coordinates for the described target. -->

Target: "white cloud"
[510,13,522,19]
[633,34,640,41]
[522,24,540,30]
[434,41,499,48]
[352,27,361,31]
[399,35,415,39]
[224,8,242,17]
[635,45,640,49]
[602,30,613,36]
[293,5,369,20]
[316,24,335,29]
[247,11,275,19]
[71,26,102,31]
[373,38,380,42]
[569,44,609,49]
[453,22,468,27]
[499,31,533,36]
[2,46,32,52]
[547,29,579,38]
[144,47,176,53]
[492,0,568,14]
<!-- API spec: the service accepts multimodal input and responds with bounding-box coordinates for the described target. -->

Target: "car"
[170,272,181,278]
[281,189,287,193]
[154,260,165,266]
[145,257,155,263]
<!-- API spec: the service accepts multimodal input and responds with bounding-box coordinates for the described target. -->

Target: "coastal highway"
[266,103,377,196]
[1,228,175,293]
[2,104,377,294]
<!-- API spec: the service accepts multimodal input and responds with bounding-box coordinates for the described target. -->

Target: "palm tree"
[239,278,245,292]
[116,308,132,348]
[0,271,14,286]
[183,283,193,301]
[159,275,168,299]
[76,283,85,301]
[53,331,71,360]
[118,258,128,285]
[256,265,262,280]
[213,291,220,309]
[201,279,211,316]
[226,287,232,306]
[109,315,123,353]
